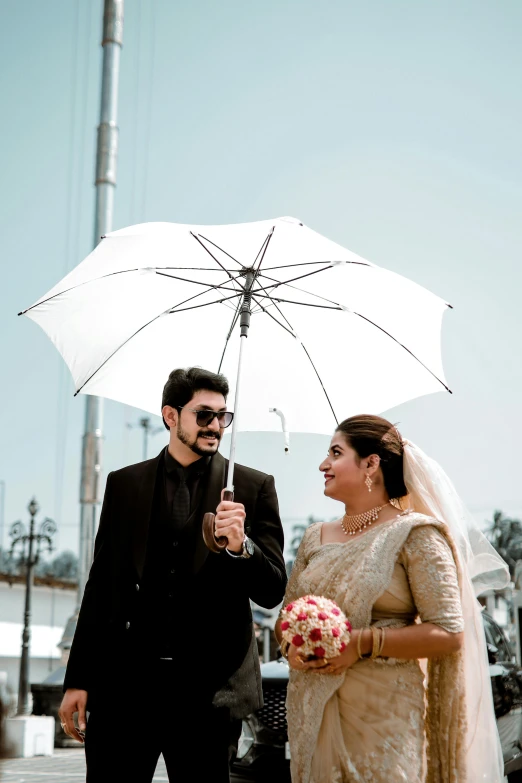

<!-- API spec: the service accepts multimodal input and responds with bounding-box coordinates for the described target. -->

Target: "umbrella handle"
[202,490,234,553]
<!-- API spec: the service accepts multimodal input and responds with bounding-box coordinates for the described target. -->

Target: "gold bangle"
[357,630,364,659]
[378,628,386,657]
[370,626,380,659]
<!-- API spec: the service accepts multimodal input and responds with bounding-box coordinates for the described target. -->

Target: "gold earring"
[365,474,373,493]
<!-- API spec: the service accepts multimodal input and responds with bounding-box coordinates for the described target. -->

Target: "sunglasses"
[177,406,234,428]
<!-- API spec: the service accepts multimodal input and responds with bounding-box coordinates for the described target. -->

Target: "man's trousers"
[84,661,241,783]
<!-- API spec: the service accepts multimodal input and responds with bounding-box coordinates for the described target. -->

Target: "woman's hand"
[288,634,361,675]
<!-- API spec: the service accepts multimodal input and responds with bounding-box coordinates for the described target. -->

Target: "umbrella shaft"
[227,269,255,489]
[226,332,247,493]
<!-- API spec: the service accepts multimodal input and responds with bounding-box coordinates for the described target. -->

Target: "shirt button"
[126,621,131,630]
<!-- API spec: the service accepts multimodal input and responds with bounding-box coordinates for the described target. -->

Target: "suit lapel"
[193,452,227,575]
[131,451,163,579]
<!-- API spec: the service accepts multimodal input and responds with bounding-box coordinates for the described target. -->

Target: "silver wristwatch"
[226,535,255,559]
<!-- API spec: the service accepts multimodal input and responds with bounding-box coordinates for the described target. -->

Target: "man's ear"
[162,405,177,430]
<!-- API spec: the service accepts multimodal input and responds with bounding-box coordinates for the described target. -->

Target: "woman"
[276,415,508,783]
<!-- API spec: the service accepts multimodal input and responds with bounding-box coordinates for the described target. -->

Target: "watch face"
[245,537,255,556]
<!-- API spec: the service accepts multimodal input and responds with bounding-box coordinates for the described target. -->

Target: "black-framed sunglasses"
[177,406,234,428]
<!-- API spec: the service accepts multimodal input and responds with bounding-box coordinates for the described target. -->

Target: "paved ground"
[0,749,255,782]
[0,749,169,782]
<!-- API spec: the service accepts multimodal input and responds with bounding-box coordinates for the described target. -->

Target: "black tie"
[172,468,191,529]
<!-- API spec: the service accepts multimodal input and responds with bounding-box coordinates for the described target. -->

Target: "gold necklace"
[340,503,390,536]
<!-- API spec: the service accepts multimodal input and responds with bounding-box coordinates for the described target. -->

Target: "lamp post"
[9,498,56,715]
[127,417,164,461]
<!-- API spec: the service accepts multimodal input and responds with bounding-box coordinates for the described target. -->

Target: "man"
[59,367,286,782]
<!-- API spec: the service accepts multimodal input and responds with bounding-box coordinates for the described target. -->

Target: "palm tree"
[487,510,522,579]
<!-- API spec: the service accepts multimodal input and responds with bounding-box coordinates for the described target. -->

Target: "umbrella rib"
[261,261,335,271]
[299,343,339,425]
[18,268,150,315]
[260,281,451,394]
[191,233,246,291]
[155,271,242,293]
[253,293,342,311]
[251,294,339,425]
[261,284,451,394]
[158,266,239,272]
[253,228,275,274]
[354,313,452,393]
[18,267,242,316]
[250,265,334,300]
[217,299,243,373]
[168,294,242,314]
[257,270,343,308]
[250,295,296,338]
[74,289,242,396]
[195,234,245,269]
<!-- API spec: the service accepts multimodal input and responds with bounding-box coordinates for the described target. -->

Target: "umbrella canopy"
[21,217,451,435]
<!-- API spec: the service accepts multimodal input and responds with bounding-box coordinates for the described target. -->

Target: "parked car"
[232,612,522,781]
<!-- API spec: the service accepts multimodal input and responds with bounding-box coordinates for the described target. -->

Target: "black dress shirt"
[138,449,211,659]
[163,447,210,525]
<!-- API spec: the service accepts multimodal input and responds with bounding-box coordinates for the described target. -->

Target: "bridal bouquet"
[280,595,352,659]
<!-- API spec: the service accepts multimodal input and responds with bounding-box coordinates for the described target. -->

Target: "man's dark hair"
[161,367,229,430]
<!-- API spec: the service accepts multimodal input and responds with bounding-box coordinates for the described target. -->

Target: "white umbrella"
[20,216,451,545]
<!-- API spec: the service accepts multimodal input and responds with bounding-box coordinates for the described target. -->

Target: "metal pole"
[141,417,150,461]
[17,501,37,715]
[263,626,271,663]
[225,270,254,493]
[0,480,5,555]
[77,0,124,608]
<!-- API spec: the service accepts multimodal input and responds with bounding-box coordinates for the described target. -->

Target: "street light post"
[9,498,56,716]
[127,417,164,461]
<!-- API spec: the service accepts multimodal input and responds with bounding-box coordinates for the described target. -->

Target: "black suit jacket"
[64,451,286,719]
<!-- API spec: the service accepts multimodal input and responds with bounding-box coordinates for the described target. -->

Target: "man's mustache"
[197,430,221,442]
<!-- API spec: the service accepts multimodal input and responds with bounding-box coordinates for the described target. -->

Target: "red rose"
[285,603,294,612]
[340,642,347,652]
[332,627,340,637]
[281,621,289,631]
[297,612,308,621]
[292,635,304,647]
[345,620,352,631]
[314,647,326,658]
[318,611,328,621]
[332,608,340,616]
[307,599,317,606]
[309,628,322,642]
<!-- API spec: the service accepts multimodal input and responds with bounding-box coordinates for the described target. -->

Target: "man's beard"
[177,420,221,457]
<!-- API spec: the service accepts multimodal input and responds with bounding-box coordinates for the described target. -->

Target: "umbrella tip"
[17,311,23,316]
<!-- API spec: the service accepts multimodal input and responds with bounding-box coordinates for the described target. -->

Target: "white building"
[0,576,76,700]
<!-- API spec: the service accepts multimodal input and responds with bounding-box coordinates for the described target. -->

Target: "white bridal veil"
[402,440,510,783]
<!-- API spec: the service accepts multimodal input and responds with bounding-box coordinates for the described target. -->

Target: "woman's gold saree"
[284,513,466,783]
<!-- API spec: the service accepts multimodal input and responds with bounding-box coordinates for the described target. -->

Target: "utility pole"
[77,0,124,606]
[9,499,56,715]
[127,417,164,461]
[0,480,5,557]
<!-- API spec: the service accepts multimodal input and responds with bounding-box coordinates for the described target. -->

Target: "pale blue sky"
[1,0,521,553]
